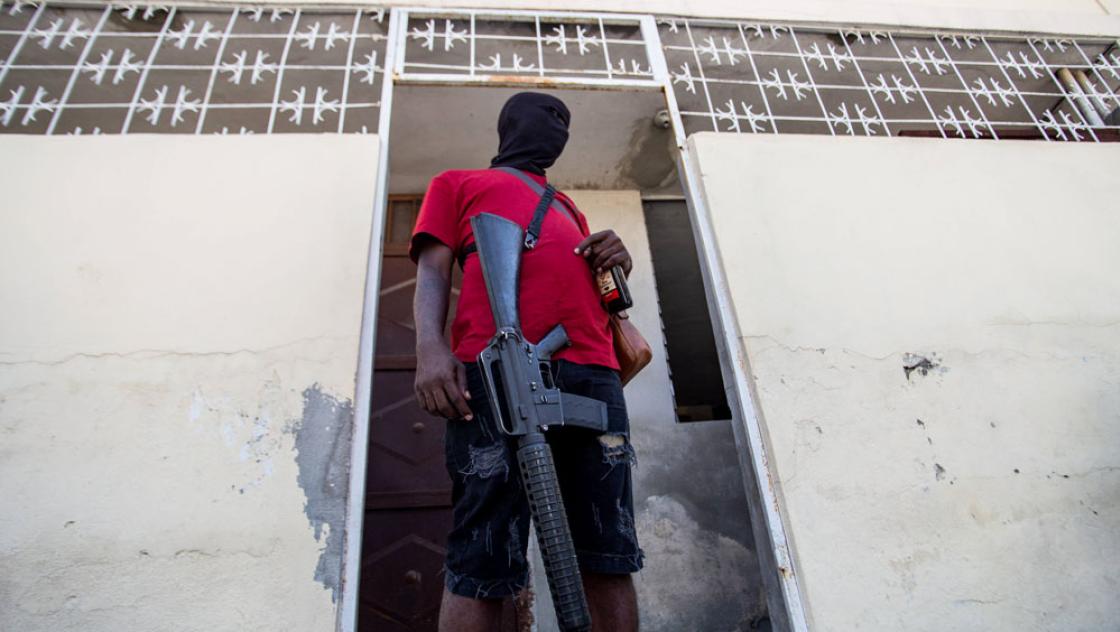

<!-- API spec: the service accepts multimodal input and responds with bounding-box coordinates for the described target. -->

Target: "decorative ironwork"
[1,2,1118,142]
[658,17,1120,141]
[400,10,653,82]
[0,1,389,134]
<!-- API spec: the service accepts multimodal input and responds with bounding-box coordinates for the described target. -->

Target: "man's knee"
[582,571,636,593]
[438,588,504,632]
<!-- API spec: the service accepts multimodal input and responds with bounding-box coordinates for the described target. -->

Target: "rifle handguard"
[518,437,592,632]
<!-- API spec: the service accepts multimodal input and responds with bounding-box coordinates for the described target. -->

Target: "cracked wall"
[0,135,378,632]
[691,133,1120,631]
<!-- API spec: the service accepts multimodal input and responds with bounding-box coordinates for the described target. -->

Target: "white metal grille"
[2,2,1118,142]
[659,18,1120,141]
[0,1,389,134]
[397,9,657,87]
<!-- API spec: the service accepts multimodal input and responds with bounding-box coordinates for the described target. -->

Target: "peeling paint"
[903,352,948,380]
[188,389,205,425]
[191,384,284,491]
[291,384,354,603]
[219,420,238,447]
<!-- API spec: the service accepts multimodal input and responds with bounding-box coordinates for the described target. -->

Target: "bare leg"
[584,572,638,632]
[437,588,503,632]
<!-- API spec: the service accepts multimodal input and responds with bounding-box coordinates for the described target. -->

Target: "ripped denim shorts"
[442,359,644,600]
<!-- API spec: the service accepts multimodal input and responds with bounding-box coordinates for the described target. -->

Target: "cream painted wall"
[689,133,1120,631]
[0,135,378,632]
[202,0,1120,37]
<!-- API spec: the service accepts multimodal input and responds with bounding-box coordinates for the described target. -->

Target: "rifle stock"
[472,212,522,332]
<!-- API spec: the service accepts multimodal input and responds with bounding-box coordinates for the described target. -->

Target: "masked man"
[409,92,643,631]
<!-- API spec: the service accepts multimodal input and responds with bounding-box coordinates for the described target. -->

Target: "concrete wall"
[0,135,378,632]
[689,132,1120,631]
[203,0,1120,38]
[527,190,766,631]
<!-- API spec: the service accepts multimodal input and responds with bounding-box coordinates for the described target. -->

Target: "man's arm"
[413,240,473,420]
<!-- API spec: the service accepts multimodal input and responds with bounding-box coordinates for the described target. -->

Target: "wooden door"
[358,196,527,632]
[358,196,454,631]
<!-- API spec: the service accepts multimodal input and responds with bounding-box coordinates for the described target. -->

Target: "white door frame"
[337,9,809,632]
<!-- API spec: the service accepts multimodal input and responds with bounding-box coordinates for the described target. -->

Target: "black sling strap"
[457,167,578,270]
[524,182,558,250]
[496,166,580,231]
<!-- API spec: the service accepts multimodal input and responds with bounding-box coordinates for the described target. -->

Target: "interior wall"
[529,190,767,631]
[387,85,677,195]
[0,135,378,632]
[689,132,1120,631]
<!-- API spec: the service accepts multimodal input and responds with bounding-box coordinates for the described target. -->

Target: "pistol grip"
[536,324,571,361]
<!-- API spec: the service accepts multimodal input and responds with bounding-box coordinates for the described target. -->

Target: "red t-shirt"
[409,168,618,370]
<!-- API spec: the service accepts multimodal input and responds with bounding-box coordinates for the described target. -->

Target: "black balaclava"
[489,92,571,176]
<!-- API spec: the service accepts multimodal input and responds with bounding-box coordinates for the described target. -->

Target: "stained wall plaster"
[294,386,356,603]
[0,135,378,631]
[690,132,1120,631]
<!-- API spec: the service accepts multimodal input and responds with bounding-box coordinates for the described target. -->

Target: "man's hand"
[413,239,473,420]
[575,230,632,276]
[415,340,473,420]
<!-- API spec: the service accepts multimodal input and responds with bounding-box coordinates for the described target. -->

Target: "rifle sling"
[458,167,580,270]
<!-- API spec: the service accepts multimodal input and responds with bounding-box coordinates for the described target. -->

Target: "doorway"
[355,80,770,631]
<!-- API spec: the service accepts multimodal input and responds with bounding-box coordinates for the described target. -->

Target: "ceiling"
[387,84,681,194]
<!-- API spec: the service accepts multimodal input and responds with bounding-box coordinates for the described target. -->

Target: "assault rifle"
[471,212,609,632]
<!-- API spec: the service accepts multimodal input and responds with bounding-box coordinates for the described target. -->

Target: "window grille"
[1,2,1117,141]
[399,10,655,85]
[659,18,1120,141]
[0,2,389,134]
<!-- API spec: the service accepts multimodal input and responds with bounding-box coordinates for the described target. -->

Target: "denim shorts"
[442,359,644,600]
